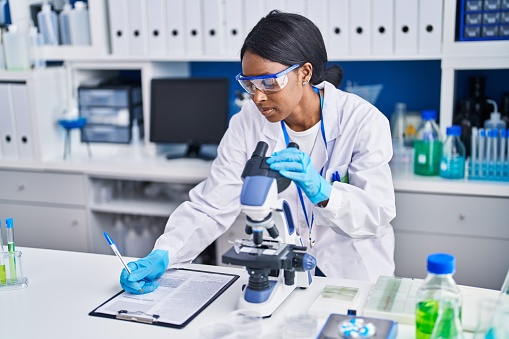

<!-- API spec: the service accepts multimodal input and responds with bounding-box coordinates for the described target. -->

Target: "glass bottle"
[414,110,442,176]
[440,126,466,179]
[468,76,491,125]
[416,253,463,339]
[453,98,481,157]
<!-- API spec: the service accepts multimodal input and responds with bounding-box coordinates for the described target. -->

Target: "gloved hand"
[120,249,169,294]
[266,148,331,205]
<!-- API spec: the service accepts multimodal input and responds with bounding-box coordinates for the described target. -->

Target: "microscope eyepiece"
[251,141,269,158]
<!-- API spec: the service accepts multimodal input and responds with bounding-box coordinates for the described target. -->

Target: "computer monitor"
[150,78,229,159]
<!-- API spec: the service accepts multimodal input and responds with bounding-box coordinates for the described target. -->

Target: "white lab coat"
[155,81,396,282]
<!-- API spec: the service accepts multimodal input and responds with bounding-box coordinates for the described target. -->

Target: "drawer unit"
[0,170,86,206]
[0,203,88,252]
[392,191,509,290]
[392,192,508,240]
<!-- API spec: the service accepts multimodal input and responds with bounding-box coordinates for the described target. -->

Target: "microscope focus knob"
[294,253,317,271]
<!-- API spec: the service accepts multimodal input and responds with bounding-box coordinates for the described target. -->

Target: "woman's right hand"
[119,249,169,294]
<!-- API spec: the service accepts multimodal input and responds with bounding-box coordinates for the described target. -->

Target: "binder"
[89,269,239,329]
[306,0,328,46]
[224,0,244,56]
[145,0,167,55]
[285,0,305,15]
[166,0,186,55]
[0,83,18,159]
[243,1,264,37]
[184,0,203,55]
[327,0,349,56]
[418,0,443,54]
[127,0,147,55]
[108,0,130,55]
[10,84,34,160]
[349,0,372,55]
[394,0,418,54]
[202,0,225,55]
[372,0,394,55]
[265,0,285,12]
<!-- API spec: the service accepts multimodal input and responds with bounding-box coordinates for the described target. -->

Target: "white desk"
[0,248,485,338]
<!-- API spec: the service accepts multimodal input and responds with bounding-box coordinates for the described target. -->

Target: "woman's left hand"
[267,148,331,205]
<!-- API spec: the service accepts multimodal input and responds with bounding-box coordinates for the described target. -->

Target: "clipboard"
[89,268,239,329]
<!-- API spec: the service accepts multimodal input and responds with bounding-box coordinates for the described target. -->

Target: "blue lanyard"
[280,86,326,244]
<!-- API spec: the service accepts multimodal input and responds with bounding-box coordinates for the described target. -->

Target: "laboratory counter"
[0,248,497,338]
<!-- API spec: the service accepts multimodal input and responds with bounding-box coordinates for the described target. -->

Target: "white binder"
[0,84,18,159]
[265,0,285,12]
[202,0,225,55]
[327,0,349,56]
[372,0,394,55]
[108,0,130,55]
[127,0,147,55]
[145,0,167,55]
[243,1,264,37]
[184,0,203,55]
[10,84,33,160]
[285,0,305,15]
[306,0,328,46]
[166,0,186,55]
[224,0,244,57]
[349,0,371,55]
[394,0,418,54]
[418,0,443,54]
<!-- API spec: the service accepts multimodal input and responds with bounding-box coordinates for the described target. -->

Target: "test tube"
[479,129,485,177]
[489,129,498,177]
[6,218,16,282]
[471,127,478,177]
[502,129,508,178]
[0,220,5,285]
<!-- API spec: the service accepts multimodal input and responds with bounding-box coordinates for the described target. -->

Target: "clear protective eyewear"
[236,64,300,95]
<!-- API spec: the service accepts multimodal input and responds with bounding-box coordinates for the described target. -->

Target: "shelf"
[89,197,179,217]
[393,174,509,198]
[442,55,509,70]
[442,40,509,61]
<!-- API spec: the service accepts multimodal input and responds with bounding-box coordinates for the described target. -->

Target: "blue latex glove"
[120,249,169,294]
[266,148,331,205]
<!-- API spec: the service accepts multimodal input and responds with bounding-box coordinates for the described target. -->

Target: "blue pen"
[104,232,143,293]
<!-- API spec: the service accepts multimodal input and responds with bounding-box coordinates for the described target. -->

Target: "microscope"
[222,141,316,317]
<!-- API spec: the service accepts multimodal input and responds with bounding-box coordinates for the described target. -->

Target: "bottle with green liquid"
[414,110,443,176]
[416,253,463,339]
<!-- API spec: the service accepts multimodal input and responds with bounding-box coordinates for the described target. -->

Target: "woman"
[120,10,396,294]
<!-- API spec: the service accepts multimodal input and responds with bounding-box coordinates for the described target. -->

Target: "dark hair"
[240,10,343,87]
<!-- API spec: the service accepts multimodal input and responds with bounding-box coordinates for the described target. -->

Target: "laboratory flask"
[440,126,466,179]
[414,110,442,176]
[416,253,463,339]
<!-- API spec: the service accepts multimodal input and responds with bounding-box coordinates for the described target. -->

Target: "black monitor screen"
[150,78,229,157]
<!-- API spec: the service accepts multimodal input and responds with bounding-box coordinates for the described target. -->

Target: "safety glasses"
[236,64,300,95]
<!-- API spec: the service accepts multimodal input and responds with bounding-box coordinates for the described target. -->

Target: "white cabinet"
[0,169,88,252]
[392,191,509,290]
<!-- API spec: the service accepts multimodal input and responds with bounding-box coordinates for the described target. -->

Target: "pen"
[103,232,143,293]
[6,218,16,282]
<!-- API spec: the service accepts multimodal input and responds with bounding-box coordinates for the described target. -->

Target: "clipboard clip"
[116,310,160,324]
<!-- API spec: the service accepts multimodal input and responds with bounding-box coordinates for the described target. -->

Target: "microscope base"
[238,280,296,317]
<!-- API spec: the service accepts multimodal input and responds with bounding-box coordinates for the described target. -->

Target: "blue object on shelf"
[459,0,509,41]
[58,117,91,160]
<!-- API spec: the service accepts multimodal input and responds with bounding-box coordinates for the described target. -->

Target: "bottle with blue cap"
[440,125,466,179]
[414,110,443,176]
[416,253,463,339]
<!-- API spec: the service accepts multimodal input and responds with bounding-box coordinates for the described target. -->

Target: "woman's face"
[241,51,306,123]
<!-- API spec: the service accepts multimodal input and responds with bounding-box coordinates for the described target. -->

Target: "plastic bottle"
[484,100,507,130]
[37,2,60,45]
[416,253,463,339]
[414,110,442,176]
[68,1,91,46]
[3,25,31,70]
[440,126,466,179]
[28,26,46,68]
[58,2,72,45]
